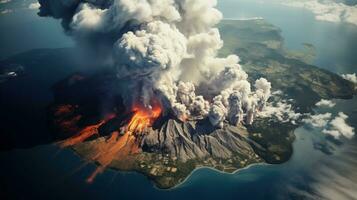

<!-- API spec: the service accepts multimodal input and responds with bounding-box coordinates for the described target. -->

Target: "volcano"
[34,0,357,189]
[48,70,295,188]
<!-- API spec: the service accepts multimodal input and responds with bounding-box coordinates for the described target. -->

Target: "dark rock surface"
[142,119,257,162]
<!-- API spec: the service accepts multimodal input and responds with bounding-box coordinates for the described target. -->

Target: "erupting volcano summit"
[41,0,298,188]
[39,0,272,127]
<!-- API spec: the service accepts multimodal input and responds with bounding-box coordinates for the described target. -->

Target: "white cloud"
[0,9,12,14]
[303,113,332,127]
[280,0,357,26]
[272,90,283,96]
[303,111,355,139]
[0,0,11,4]
[315,99,336,108]
[258,100,302,124]
[323,112,355,139]
[341,73,357,83]
[28,2,40,10]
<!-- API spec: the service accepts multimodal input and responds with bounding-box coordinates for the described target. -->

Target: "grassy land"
[218,19,355,113]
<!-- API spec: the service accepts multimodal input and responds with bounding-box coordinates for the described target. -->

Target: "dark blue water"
[1,0,357,199]
[0,3,74,60]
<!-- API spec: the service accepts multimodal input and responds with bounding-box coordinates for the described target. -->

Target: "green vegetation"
[247,119,297,164]
[219,19,355,113]
[218,19,355,165]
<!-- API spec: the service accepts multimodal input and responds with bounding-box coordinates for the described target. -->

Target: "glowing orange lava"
[59,113,116,148]
[59,120,105,148]
[58,103,162,183]
[86,105,162,182]
[127,105,162,135]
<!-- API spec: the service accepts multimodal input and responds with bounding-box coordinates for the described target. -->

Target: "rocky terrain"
[142,119,257,162]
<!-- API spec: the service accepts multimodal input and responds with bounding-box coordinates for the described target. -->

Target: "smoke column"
[38,0,271,127]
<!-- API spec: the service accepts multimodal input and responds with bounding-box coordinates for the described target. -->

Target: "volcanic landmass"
[49,70,285,189]
[47,19,356,189]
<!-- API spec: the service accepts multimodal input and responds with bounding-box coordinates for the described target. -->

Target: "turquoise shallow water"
[1,0,357,199]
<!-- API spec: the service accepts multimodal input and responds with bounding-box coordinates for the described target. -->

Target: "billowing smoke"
[38,0,272,127]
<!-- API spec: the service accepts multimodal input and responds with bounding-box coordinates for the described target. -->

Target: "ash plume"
[38,0,272,127]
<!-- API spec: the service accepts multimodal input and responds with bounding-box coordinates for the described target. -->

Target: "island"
[46,19,356,189]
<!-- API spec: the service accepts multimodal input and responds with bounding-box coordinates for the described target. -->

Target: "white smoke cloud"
[255,90,301,124]
[38,0,274,127]
[209,95,228,128]
[69,3,107,33]
[114,21,187,71]
[315,99,336,108]
[258,101,302,124]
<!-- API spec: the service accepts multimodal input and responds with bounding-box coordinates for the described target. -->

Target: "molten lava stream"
[127,105,162,134]
[59,113,116,148]
[87,105,162,183]
[86,132,133,183]
[59,121,105,148]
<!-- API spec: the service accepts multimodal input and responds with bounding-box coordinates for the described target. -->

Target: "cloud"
[258,99,302,124]
[303,111,355,139]
[38,0,275,128]
[303,113,332,127]
[323,112,355,139]
[28,2,40,10]
[0,0,11,4]
[280,0,357,26]
[0,9,12,14]
[315,99,336,108]
[341,73,357,83]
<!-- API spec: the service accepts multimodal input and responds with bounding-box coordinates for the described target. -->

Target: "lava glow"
[59,113,116,148]
[59,120,104,148]
[57,102,162,183]
[127,105,162,135]
[86,105,162,182]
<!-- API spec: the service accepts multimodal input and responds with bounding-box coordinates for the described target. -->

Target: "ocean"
[1,0,356,199]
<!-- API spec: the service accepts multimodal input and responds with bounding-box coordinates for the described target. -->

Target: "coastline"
[223,17,264,21]
[166,162,270,190]
[68,142,272,190]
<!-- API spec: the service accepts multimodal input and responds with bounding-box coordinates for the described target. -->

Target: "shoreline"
[165,162,270,190]
[67,144,272,190]
[223,17,264,21]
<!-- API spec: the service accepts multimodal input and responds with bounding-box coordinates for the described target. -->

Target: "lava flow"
[86,104,162,182]
[56,101,162,183]
[58,113,116,148]
[126,105,162,135]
